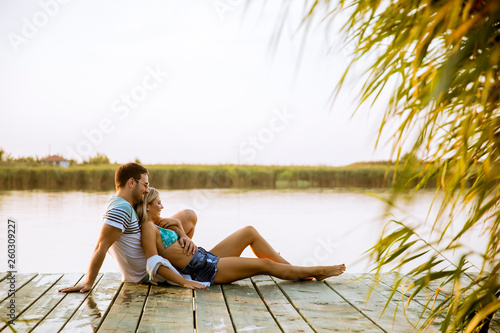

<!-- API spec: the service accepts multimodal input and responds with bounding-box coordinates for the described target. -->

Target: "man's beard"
[132,186,144,205]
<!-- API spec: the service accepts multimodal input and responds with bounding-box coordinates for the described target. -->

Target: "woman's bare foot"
[314,264,346,281]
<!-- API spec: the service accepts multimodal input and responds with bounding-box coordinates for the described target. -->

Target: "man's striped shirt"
[103,196,140,234]
[103,195,148,283]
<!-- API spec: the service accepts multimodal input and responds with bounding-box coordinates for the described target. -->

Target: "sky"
[0,0,395,166]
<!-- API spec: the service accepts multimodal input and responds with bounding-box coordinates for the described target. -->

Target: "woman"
[137,188,346,289]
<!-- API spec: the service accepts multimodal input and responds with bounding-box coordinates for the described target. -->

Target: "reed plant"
[295,0,500,331]
[0,164,398,191]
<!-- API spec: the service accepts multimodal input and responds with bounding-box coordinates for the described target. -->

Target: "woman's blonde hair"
[136,187,159,225]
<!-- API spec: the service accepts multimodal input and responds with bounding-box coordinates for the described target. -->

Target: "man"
[59,162,198,293]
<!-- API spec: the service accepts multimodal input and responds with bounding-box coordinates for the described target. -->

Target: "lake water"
[0,188,486,274]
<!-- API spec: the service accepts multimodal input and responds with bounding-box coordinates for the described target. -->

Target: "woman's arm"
[156,266,206,289]
[141,221,205,289]
[141,221,161,258]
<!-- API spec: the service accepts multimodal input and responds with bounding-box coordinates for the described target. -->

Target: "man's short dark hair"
[115,163,148,189]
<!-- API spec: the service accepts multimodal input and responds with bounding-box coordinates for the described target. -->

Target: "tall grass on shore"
[0,164,397,191]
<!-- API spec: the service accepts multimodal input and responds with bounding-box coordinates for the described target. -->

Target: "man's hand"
[58,224,122,294]
[178,235,198,255]
[158,218,181,229]
[58,282,93,293]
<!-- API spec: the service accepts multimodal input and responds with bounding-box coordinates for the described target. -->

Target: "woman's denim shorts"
[180,247,220,285]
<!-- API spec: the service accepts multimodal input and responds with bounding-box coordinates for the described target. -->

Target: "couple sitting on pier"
[59,163,345,293]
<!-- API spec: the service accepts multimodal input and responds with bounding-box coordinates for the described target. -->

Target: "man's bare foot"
[314,264,346,281]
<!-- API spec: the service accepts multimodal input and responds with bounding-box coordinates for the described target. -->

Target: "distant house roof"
[41,155,68,162]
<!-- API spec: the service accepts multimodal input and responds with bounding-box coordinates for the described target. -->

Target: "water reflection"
[85,295,101,332]
[0,189,486,273]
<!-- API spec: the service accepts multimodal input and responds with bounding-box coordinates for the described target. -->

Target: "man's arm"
[58,224,122,293]
[158,218,197,255]
[157,217,183,231]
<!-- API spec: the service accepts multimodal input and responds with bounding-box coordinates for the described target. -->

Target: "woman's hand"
[182,280,206,289]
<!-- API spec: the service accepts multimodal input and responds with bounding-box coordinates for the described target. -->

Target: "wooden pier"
[0,272,498,332]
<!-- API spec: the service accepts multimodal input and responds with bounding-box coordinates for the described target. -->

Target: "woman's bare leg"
[209,226,290,264]
[213,257,346,284]
[170,209,197,239]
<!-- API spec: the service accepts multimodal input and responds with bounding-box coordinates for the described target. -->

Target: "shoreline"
[0,163,400,191]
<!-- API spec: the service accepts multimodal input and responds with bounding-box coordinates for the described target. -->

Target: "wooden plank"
[0,273,63,324]
[98,282,149,333]
[137,284,194,333]
[386,272,474,305]
[2,273,84,332]
[325,274,431,332]
[222,278,280,332]
[195,284,235,333]
[404,273,460,304]
[274,277,384,332]
[60,272,122,333]
[400,272,500,333]
[0,272,11,283]
[414,273,499,333]
[0,273,37,332]
[422,272,479,305]
[416,273,500,333]
[0,273,38,303]
[359,274,442,331]
[32,274,104,333]
[490,317,500,333]
[251,275,314,333]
